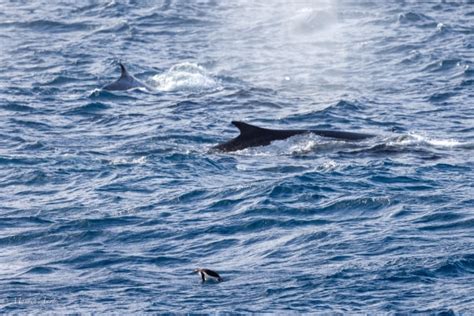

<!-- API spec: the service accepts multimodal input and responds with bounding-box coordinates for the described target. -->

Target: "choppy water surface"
[1,0,473,313]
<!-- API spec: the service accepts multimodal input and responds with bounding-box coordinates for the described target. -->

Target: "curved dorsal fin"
[119,63,129,78]
[231,121,268,136]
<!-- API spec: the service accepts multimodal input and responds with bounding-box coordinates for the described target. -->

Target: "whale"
[213,121,375,152]
[102,63,151,91]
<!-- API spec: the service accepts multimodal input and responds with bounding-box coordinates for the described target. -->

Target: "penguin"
[194,268,223,282]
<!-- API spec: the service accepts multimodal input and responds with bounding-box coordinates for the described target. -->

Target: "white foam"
[289,139,318,155]
[425,138,462,147]
[230,134,346,157]
[110,156,147,165]
[318,159,338,172]
[152,62,221,92]
[390,133,462,148]
[436,22,446,32]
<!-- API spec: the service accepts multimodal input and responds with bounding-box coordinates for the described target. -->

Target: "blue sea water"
[0,0,473,313]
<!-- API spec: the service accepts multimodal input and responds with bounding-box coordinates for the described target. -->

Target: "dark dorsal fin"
[119,63,129,78]
[214,121,375,152]
[232,121,269,137]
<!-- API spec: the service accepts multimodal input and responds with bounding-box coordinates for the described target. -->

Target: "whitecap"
[110,156,147,165]
[289,139,318,155]
[152,62,221,92]
[318,159,338,172]
[390,133,462,148]
[436,22,446,32]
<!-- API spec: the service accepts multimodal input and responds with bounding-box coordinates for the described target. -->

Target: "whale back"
[213,121,375,152]
[103,63,145,91]
[213,121,306,152]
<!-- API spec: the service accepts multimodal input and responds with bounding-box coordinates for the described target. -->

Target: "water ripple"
[0,0,473,313]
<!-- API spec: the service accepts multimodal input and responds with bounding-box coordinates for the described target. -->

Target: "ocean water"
[1,0,473,313]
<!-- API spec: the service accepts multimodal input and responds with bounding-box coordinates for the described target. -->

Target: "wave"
[398,12,437,28]
[64,102,110,116]
[0,19,91,33]
[152,62,221,92]
[1,103,35,113]
[388,133,463,148]
[423,58,464,73]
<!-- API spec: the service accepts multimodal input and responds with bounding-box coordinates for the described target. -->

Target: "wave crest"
[152,62,220,92]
